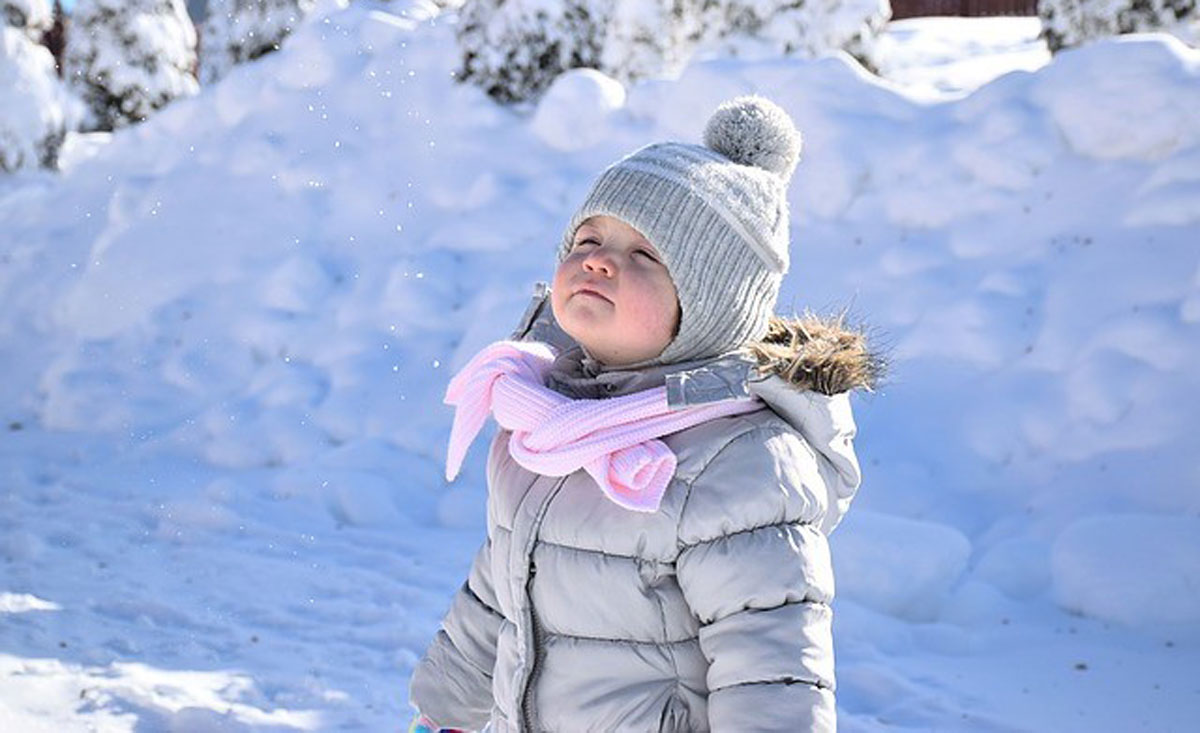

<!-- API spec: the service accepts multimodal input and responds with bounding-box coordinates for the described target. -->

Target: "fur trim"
[745,312,884,395]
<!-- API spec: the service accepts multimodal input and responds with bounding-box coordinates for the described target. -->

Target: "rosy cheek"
[552,260,573,285]
[550,267,569,309]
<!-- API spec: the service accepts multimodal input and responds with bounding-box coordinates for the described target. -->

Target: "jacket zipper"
[521,598,545,731]
[518,475,569,732]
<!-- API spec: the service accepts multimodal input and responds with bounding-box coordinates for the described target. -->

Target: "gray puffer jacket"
[410,289,878,732]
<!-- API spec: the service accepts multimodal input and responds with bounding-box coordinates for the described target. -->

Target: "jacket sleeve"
[675,424,838,732]
[408,538,504,730]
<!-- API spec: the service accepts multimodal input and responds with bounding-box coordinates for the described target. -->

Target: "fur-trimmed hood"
[734,313,877,535]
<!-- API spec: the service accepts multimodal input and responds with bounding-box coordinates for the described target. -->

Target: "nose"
[582,248,615,277]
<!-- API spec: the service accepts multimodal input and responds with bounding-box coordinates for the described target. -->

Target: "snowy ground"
[2,4,1199,731]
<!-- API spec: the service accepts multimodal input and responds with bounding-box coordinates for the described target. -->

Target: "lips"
[574,283,613,304]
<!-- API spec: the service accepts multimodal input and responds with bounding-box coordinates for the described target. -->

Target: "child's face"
[551,215,680,367]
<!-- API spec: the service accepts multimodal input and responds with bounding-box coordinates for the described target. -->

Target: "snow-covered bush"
[63,0,199,131]
[454,1,601,105]
[3,0,50,38]
[199,0,315,84]
[455,0,892,105]
[0,26,72,171]
[694,0,890,63]
[1040,0,1199,53]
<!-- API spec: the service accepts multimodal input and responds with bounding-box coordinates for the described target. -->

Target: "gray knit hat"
[557,95,803,368]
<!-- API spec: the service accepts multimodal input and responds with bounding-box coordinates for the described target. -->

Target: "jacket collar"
[545,344,749,402]
[542,340,863,534]
[512,280,875,531]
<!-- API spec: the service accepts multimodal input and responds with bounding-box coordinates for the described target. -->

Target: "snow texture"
[1039,0,1200,53]
[1052,514,1200,629]
[1,5,1198,731]
[530,67,627,152]
[833,511,971,622]
[0,26,74,171]
[62,0,200,132]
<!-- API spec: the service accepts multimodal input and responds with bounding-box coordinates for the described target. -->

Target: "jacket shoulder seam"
[540,629,701,646]
[677,518,818,551]
[711,675,833,693]
[534,536,668,563]
[674,422,800,546]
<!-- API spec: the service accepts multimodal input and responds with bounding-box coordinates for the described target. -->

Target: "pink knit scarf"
[444,341,762,512]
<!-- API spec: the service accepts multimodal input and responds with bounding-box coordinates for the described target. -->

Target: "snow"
[1,5,1199,731]
[833,511,971,622]
[869,16,1051,99]
[531,68,628,152]
[0,593,62,613]
[1052,514,1200,629]
[1035,35,1200,161]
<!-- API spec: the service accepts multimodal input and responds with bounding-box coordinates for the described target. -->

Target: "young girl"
[408,95,878,732]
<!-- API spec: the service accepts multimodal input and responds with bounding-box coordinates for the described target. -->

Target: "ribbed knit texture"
[558,95,801,369]
[443,341,763,512]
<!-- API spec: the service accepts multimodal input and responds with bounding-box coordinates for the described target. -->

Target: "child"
[408,95,878,732]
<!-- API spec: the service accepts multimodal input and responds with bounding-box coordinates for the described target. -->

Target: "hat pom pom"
[703,95,802,180]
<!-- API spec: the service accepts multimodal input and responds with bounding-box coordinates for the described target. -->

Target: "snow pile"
[833,512,971,622]
[1,3,1198,730]
[1052,514,1200,629]
[530,68,627,152]
[63,0,199,131]
[1032,35,1200,160]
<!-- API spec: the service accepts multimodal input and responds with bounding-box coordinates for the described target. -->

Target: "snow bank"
[1052,514,1200,631]
[1033,35,1200,160]
[2,0,1196,619]
[531,68,627,152]
[833,511,971,622]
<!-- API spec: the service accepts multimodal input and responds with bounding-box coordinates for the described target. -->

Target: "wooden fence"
[891,0,1039,18]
